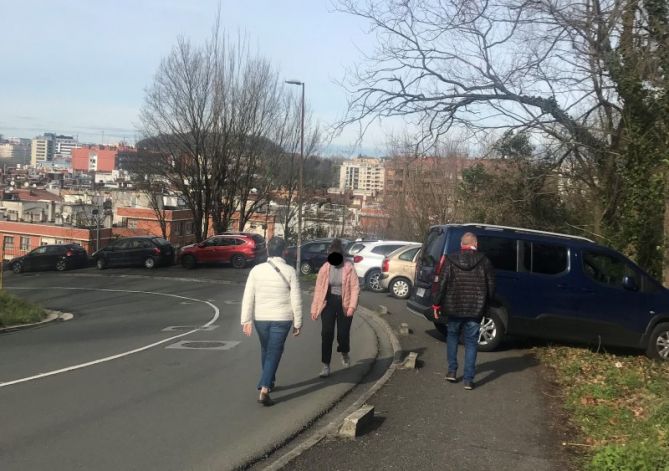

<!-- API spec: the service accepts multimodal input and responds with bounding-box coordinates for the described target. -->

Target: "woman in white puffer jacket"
[241,237,302,406]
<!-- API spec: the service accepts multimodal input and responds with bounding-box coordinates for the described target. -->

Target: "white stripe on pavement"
[0,287,220,389]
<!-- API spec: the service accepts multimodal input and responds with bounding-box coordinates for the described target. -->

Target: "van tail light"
[65,250,73,257]
[382,258,389,272]
[153,247,161,255]
[353,255,363,264]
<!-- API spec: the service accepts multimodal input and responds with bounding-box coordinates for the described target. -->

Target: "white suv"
[347,240,416,292]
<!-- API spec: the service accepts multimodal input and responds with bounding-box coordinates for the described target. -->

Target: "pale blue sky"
[0,0,387,155]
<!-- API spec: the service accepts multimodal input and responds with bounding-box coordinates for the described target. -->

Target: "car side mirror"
[622,276,639,291]
[198,242,205,248]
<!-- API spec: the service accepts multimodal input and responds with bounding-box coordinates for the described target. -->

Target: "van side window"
[523,242,568,275]
[582,251,640,289]
[477,236,516,271]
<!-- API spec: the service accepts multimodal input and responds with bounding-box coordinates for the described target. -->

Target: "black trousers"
[321,293,353,364]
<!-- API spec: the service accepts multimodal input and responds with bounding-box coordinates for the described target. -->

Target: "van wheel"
[96,258,106,270]
[646,323,669,361]
[56,259,68,271]
[478,311,504,352]
[390,277,412,299]
[366,269,384,292]
[144,257,156,269]
[231,255,246,269]
[181,255,196,269]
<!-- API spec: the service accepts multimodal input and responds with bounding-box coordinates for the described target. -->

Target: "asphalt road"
[0,267,383,471]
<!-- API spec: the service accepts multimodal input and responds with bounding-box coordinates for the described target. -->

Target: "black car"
[10,244,89,273]
[284,238,352,275]
[93,236,174,269]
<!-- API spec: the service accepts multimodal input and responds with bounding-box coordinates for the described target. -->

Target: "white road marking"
[223,300,240,305]
[0,287,220,389]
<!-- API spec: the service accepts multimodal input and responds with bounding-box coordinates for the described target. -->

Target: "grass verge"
[536,346,669,471]
[0,290,47,328]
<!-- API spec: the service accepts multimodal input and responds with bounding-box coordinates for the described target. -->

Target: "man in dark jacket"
[433,232,495,390]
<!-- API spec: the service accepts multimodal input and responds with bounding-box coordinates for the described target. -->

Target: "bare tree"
[139,37,220,242]
[338,0,668,276]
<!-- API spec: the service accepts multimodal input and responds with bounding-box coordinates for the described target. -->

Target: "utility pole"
[285,80,305,272]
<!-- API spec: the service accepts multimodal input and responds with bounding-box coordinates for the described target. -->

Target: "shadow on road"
[273,357,389,404]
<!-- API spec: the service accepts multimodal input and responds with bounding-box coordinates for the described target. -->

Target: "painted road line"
[0,287,220,389]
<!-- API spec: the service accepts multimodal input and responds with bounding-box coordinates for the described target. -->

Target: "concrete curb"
[260,305,403,471]
[0,309,73,333]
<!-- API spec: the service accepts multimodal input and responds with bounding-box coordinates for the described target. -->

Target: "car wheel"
[646,322,669,361]
[366,269,384,292]
[477,311,504,352]
[231,254,246,269]
[390,277,411,299]
[55,259,67,271]
[300,262,313,275]
[96,258,106,270]
[11,262,22,274]
[433,321,448,337]
[181,254,196,269]
[144,257,156,269]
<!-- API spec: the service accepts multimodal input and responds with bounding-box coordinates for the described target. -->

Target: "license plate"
[416,288,426,297]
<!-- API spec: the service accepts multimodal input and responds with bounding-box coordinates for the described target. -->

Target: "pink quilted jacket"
[310,261,360,317]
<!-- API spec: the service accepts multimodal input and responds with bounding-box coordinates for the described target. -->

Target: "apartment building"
[0,137,31,163]
[338,157,385,195]
[31,134,55,166]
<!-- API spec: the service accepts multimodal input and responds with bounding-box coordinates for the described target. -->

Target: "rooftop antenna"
[101,130,105,146]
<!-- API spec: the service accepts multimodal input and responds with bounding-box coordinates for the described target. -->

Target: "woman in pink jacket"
[310,239,360,378]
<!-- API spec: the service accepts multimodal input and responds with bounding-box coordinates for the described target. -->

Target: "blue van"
[407,224,669,360]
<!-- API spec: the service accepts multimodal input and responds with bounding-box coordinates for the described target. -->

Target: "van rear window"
[478,236,517,271]
[421,228,446,267]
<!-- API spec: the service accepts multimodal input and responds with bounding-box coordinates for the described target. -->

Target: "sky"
[0,0,389,156]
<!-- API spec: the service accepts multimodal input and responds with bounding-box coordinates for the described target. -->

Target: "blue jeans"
[446,317,480,382]
[254,321,292,390]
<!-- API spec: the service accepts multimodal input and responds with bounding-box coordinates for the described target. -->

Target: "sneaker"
[319,364,331,378]
[341,353,350,368]
[463,381,475,390]
[446,371,457,382]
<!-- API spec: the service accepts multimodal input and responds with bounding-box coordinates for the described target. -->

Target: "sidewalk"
[286,300,575,471]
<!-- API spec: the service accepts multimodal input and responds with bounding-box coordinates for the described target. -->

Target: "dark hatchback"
[10,244,89,273]
[93,236,174,269]
[284,238,352,275]
[408,223,669,360]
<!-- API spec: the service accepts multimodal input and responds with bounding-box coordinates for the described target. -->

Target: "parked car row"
[7,232,268,273]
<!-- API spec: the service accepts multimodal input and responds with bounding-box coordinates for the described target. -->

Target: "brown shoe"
[257,392,274,406]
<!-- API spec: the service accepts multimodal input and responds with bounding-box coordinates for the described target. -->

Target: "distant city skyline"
[0,1,392,157]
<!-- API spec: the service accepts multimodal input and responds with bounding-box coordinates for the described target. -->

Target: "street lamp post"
[285,80,304,273]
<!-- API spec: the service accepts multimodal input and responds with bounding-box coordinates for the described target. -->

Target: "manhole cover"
[166,340,240,351]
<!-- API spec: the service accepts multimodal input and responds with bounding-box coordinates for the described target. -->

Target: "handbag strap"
[267,259,291,290]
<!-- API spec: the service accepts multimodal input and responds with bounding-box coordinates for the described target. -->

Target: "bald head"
[461,232,478,249]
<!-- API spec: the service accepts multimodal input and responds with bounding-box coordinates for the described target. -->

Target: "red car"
[179,233,267,269]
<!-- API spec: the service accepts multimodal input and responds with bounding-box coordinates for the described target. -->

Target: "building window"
[186,223,194,235]
[4,236,14,250]
[128,220,138,229]
[20,237,29,251]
